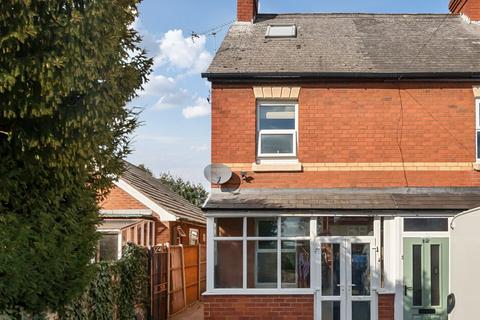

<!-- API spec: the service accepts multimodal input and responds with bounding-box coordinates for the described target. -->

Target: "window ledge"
[474,162,480,171]
[252,162,303,172]
[202,289,314,296]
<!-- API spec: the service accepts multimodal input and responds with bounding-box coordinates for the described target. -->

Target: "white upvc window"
[208,216,313,294]
[476,98,480,162]
[257,102,298,158]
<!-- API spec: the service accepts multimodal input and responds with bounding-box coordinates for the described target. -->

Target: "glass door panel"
[322,243,341,296]
[347,240,374,320]
[316,237,376,320]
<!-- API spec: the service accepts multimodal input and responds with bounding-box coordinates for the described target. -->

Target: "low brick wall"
[378,293,395,320]
[203,295,314,320]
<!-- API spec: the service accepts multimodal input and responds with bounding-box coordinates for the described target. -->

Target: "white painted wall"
[450,207,480,320]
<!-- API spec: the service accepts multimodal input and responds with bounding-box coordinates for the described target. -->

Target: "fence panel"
[150,244,206,319]
[151,246,168,320]
[169,246,186,315]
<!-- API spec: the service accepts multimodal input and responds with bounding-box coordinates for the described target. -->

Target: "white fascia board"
[114,179,177,222]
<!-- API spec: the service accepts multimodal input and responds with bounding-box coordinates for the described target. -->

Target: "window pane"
[247,240,277,288]
[321,243,341,296]
[98,234,118,262]
[247,218,278,237]
[214,218,243,237]
[317,217,374,236]
[259,105,295,130]
[431,244,440,306]
[404,218,448,232]
[214,241,243,288]
[260,134,293,154]
[477,131,480,159]
[281,217,310,237]
[351,243,370,296]
[352,301,371,320]
[412,245,422,306]
[322,301,340,320]
[281,240,310,288]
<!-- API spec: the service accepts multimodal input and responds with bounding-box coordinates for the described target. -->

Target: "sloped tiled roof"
[204,13,480,78]
[204,187,480,211]
[121,162,206,224]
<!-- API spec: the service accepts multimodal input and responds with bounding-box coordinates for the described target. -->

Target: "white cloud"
[182,97,211,119]
[190,144,209,152]
[153,89,191,110]
[156,29,213,74]
[140,74,176,97]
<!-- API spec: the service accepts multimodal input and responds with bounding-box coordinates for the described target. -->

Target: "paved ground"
[170,302,204,320]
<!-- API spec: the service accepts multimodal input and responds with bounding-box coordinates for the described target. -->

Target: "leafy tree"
[0,0,152,316]
[159,173,209,208]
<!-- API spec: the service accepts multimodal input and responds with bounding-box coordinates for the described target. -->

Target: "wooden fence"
[150,244,206,320]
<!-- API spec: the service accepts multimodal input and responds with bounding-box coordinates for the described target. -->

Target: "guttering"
[201,71,480,82]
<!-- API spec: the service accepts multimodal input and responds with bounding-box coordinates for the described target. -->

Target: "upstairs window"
[257,102,297,158]
[476,98,480,162]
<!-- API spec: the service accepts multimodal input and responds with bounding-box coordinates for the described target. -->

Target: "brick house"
[201,0,480,319]
[97,161,206,261]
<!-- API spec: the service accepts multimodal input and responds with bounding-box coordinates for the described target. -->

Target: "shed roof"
[204,13,480,79]
[120,162,206,224]
[98,219,141,231]
[204,187,480,211]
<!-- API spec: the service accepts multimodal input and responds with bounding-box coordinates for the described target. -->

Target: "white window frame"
[257,102,298,159]
[207,216,314,294]
[476,98,480,162]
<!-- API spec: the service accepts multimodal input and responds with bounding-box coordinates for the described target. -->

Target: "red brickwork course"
[211,82,480,189]
[378,294,395,320]
[203,295,314,320]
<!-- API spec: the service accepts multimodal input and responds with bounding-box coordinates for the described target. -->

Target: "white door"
[315,237,377,320]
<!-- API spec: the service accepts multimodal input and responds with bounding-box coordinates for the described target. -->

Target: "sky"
[128,0,451,187]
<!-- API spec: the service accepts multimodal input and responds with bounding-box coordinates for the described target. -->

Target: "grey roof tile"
[120,162,206,224]
[204,187,480,210]
[205,14,480,76]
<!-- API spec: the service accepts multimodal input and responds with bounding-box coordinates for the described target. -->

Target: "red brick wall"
[100,186,147,210]
[211,82,480,188]
[450,0,480,21]
[203,295,314,320]
[237,0,258,22]
[378,294,395,320]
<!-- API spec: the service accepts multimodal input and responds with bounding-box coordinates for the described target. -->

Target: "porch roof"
[97,219,141,232]
[203,187,480,211]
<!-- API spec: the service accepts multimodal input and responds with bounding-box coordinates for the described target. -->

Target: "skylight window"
[265,25,296,38]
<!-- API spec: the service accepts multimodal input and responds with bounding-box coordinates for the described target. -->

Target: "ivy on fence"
[59,244,150,320]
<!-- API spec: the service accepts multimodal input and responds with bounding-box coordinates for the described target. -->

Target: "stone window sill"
[252,162,303,172]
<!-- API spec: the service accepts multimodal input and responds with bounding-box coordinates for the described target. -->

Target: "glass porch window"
[214,217,311,290]
[317,217,374,236]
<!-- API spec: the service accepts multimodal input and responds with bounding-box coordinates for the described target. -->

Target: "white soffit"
[114,179,177,222]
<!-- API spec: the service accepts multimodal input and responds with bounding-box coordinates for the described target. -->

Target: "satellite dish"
[204,164,232,184]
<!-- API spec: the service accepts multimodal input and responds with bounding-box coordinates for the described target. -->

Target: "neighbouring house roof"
[204,187,480,211]
[119,162,206,225]
[204,14,480,80]
[98,219,141,232]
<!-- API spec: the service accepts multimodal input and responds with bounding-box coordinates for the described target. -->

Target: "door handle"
[404,285,413,296]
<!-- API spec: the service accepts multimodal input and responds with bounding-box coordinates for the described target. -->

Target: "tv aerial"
[203,164,232,184]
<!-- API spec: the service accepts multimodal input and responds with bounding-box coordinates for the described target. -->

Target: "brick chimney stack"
[238,0,258,23]
[449,0,480,21]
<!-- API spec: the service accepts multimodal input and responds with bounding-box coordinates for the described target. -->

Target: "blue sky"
[128,0,450,186]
